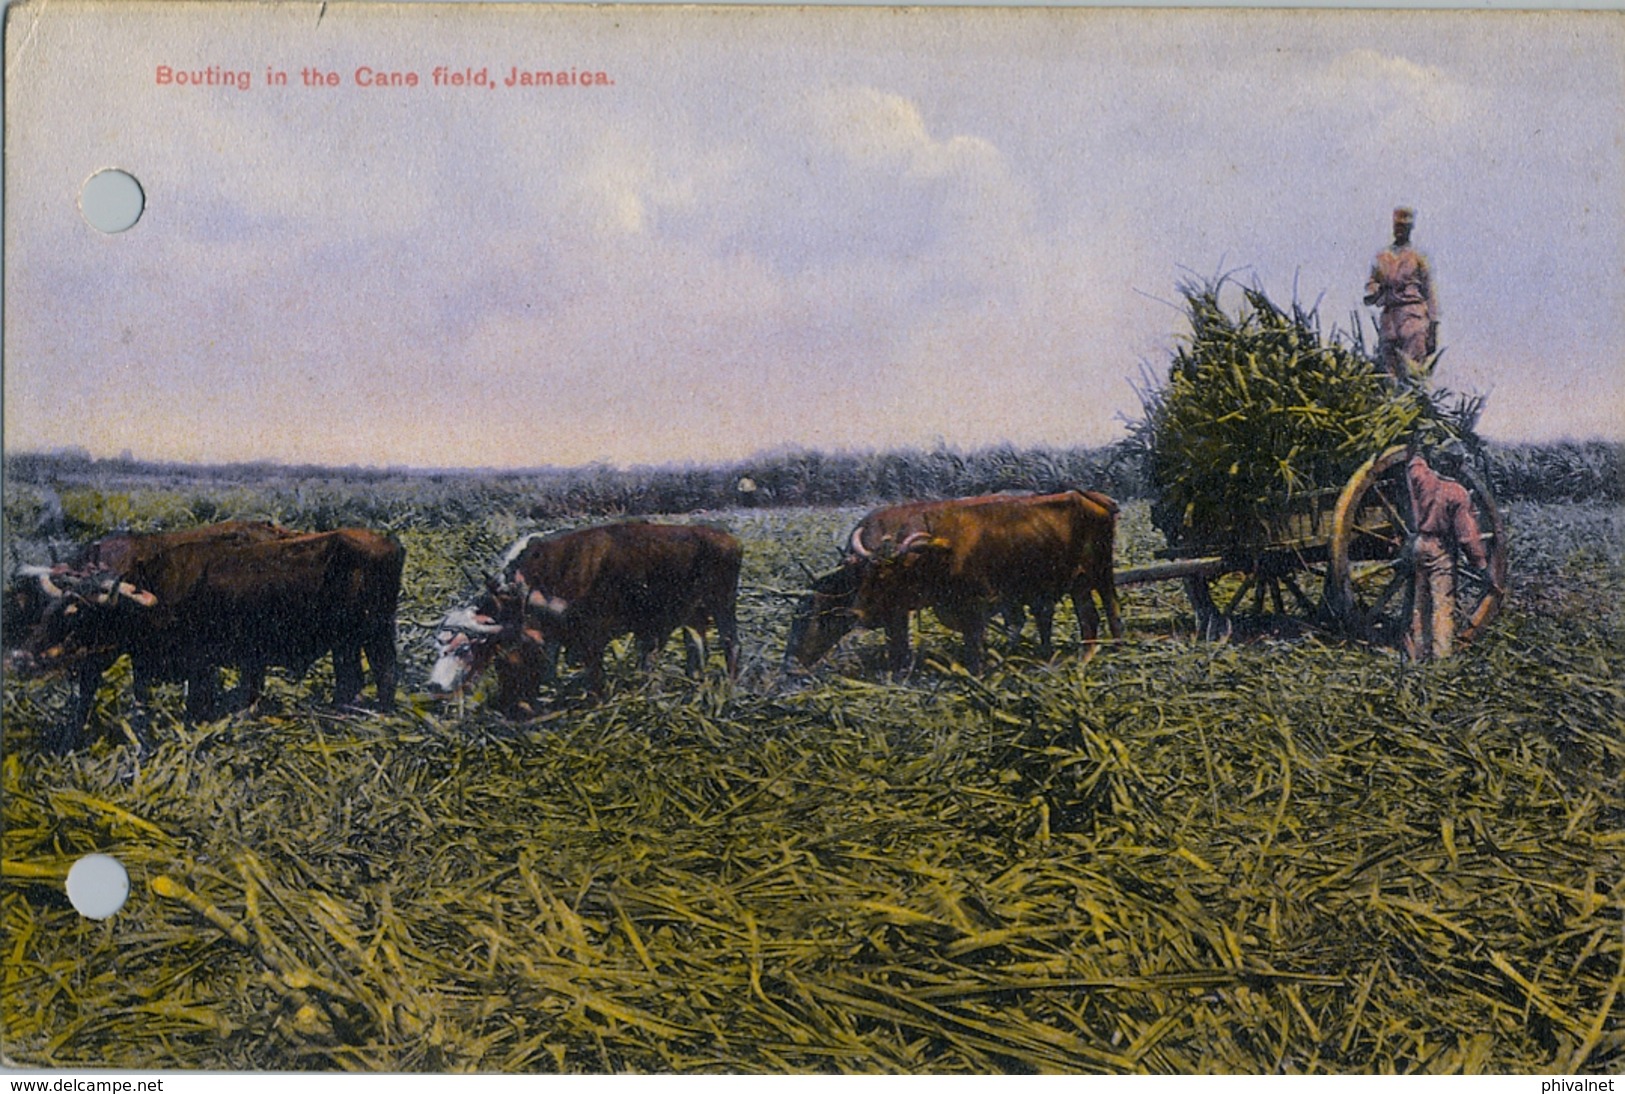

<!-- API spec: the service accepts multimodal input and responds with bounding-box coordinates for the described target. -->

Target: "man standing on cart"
[1365,207,1440,382]
[1405,444,1491,661]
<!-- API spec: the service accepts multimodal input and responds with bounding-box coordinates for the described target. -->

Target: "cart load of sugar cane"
[1129,278,1483,554]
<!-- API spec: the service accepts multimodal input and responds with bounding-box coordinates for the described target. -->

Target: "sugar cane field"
[1,441,1621,1074]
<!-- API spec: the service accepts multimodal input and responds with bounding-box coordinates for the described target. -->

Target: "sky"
[4,2,1623,469]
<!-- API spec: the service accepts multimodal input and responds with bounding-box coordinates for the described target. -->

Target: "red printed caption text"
[154,65,614,90]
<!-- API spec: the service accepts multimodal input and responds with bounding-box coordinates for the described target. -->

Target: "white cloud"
[813,87,934,169]
[811,86,1012,190]
[1312,48,1473,156]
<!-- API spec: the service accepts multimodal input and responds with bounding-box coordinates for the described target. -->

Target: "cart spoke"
[1367,570,1409,619]
[1456,566,1498,616]
[1223,572,1258,619]
[1280,572,1319,615]
[1352,522,1402,551]
[1348,557,1402,587]
[1370,482,1416,538]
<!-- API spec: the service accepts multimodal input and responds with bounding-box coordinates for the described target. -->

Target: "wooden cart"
[1114,444,1509,647]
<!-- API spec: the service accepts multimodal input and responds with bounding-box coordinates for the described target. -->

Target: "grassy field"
[1,470,1621,1073]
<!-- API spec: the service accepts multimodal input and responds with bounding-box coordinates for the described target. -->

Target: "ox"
[427,522,742,713]
[784,491,1123,674]
[8,527,403,752]
[3,521,299,745]
[3,521,296,642]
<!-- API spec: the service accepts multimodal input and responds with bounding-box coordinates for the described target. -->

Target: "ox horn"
[85,575,156,607]
[117,582,159,607]
[17,564,67,600]
[505,571,566,621]
[525,589,570,621]
[847,525,873,560]
[438,609,505,637]
[93,577,157,608]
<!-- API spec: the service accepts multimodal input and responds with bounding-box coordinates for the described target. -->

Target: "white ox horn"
[91,578,157,608]
[119,583,159,607]
[847,525,873,560]
[17,564,67,600]
[72,569,157,608]
[513,571,569,621]
[438,607,505,637]
[525,589,570,621]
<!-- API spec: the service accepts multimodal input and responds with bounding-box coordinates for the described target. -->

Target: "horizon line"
[5,433,1620,480]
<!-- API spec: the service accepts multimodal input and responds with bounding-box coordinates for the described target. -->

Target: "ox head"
[3,565,70,649]
[426,570,570,715]
[425,604,506,695]
[784,526,954,668]
[489,638,556,720]
[783,562,865,668]
[425,567,570,698]
[3,569,158,677]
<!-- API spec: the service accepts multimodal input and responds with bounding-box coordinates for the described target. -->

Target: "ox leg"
[332,645,364,708]
[1101,580,1124,640]
[239,659,268,711]
[582,643,609,699]
[1033,599,1057,658]
[1072,586,1102,643]
[884,612,914,677]
[962,614,989,675]
[124,663,161,754]
[681,626,706,679]
[364,630,398,711]
[1088,564,1124,641]
[538,639,562,685]
[1001,601,1027,644]
[184,664,221,723]
[636,631,667,676]
[43,656,112,754]
[716,606,740,682]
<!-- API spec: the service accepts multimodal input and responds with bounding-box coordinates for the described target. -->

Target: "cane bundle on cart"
[1119,278,1508,649]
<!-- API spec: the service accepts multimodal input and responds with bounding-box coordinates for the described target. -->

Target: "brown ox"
[3,521,296,642]
[785,491,1122,673]
[3,521,299,747]
[427,522,741,713]
[8,526,402,752]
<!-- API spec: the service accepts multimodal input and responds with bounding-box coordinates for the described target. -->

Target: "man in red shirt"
[1405,447,1490,660]
[1365,207,1441,382]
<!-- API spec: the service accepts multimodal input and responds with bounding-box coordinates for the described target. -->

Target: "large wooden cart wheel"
[1179,554,1333,642]
[1327,444,1509,649]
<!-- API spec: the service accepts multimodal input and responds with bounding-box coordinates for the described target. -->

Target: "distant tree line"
[2,439,1618,544]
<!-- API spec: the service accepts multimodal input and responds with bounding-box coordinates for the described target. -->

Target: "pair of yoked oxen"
[3,490,1120,751]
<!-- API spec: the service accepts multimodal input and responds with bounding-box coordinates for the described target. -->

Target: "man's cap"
[1393,207,1416,225]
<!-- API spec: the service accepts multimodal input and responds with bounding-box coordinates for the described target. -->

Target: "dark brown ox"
[785,491,1123,674]
[8,527,403,752]
[3,521,299,747]
[3,521,296,643]
[427,522,741,714]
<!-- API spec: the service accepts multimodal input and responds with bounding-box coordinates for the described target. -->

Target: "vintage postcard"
[3,0,1621,1075]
